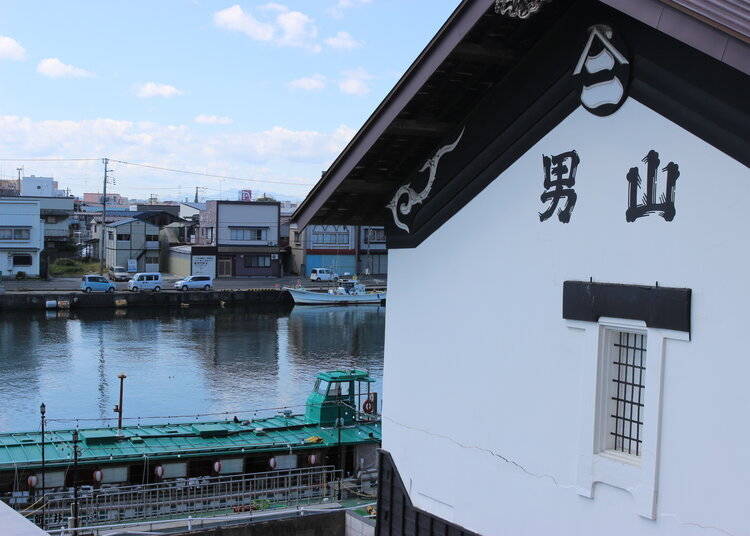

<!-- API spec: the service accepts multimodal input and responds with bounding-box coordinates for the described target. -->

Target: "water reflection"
[0,305,385,432]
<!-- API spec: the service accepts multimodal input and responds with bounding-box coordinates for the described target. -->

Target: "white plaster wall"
[383,99,750,536]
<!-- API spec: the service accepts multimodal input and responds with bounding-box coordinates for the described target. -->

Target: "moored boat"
[0,370,380,528]
[286,280,386,305]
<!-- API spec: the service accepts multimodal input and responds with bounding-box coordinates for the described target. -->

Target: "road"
[0,275,387,293]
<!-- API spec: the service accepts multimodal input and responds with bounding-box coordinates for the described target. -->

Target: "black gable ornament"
[573,25,630,117]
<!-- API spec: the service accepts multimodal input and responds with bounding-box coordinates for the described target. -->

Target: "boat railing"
[18,465,355,531]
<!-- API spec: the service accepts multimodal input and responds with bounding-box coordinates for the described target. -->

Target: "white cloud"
[136,82,183,98]
[328,0,371,18]
[0,36,26,61]
[194,114,234,125]
[213,4,274,41]
[214,3,320,52]
[338,67,372,95]
[36,58,94,78]
[0,115,355,197]
[324,31,361,50]
[288,74,326,91]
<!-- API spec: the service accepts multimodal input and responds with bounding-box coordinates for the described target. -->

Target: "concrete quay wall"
[0,289,293,311]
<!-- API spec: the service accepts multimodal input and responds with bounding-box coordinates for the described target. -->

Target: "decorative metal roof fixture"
[494,0,551,18]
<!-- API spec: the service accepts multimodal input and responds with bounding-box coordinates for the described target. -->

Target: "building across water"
[0,198,43,278]
[294,0,750,534]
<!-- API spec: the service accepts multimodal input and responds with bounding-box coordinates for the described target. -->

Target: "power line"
[0,157,99,162]
[0,155,316,191]
[110,159,311,187]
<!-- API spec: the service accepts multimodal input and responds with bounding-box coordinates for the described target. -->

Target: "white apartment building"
[0,199,43,277]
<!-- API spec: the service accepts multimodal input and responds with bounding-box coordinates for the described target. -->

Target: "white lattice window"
[600,329,646,459]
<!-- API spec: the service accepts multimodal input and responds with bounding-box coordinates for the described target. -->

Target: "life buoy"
[363,398,375,414]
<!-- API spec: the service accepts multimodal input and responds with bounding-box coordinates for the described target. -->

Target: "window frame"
[243,255,271,268]
[568,316,689,519]
[229,227,267,241]
[12,254,33,266]
[596,327,647,463]
[0,227,32,241]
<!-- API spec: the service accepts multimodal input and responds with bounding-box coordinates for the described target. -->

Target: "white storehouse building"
[294,1,750,535]
[0,198,43,278]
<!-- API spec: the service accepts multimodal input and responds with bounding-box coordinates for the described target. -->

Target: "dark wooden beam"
[451,41,516,64]
[389,118,452,137]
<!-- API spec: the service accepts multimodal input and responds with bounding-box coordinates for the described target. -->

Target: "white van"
[309,268,339,282]
[128,273,163,292]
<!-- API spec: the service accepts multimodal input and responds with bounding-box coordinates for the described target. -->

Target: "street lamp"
[39,403,46,530]
[113,374,127,433]
[72,429,79,528]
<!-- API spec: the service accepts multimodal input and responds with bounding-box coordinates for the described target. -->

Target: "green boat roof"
[0,413,381,471]
[316,369,374,382]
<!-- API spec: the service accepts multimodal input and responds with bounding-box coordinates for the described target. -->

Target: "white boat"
[285,280,386,305]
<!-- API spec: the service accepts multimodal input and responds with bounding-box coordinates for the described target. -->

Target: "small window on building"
[601,329,646,458]
[108,231,114,240]
[117,234,131,241]
[364,228,386,243]
[230,227,266,241]
[13,254,32,266]
[146,234,159,241]
[13,228,30,240]
[243,255,271,268]
[145,257,159,265]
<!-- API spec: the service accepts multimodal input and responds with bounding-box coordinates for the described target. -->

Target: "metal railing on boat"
[44,501,377,535]
[17,465,354,531]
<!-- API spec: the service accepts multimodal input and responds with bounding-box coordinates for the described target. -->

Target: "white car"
[128,272,163,292]
[174,275,213,291]
[310,268,339,282]
[108,266,130,282]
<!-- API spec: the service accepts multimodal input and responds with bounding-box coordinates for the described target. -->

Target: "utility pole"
[99,158,109,274]
[16,167,22,194]
[194,186,199,203]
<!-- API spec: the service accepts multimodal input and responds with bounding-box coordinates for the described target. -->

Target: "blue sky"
[0,0,459,201]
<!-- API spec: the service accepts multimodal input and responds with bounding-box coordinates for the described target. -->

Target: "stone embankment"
[0,288,293,311]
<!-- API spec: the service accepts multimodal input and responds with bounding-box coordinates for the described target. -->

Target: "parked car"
[174,275,213,291]
[80,275,116,293]
[310,268,339,282]
[108,266,131,281]
[128,273,163,292]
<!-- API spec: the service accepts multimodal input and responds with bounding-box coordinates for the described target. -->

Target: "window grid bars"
[610,332,646,456]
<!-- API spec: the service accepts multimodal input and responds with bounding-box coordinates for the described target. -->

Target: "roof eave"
[292,0,494,229]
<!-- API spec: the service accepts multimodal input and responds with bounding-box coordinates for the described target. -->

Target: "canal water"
[0,305,385,432]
